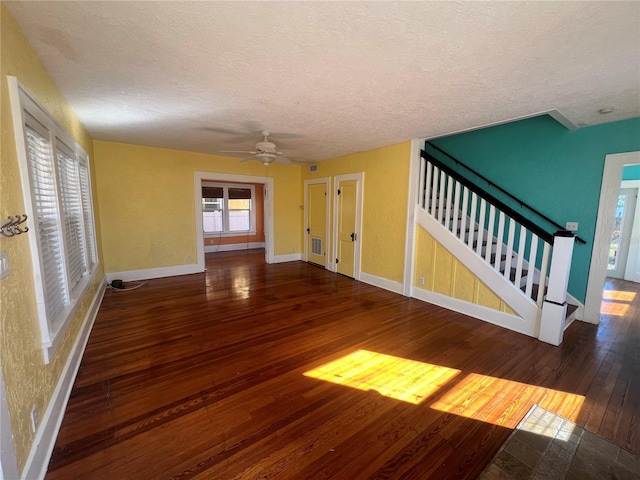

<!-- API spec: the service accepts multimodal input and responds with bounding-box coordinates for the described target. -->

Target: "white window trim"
[203,231,258,238]
[7,76,99,364]
[201,182,256,235]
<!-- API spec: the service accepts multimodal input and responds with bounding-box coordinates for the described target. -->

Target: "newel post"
[538,231,576,346]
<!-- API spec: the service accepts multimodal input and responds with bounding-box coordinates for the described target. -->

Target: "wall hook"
[1,214,29,237]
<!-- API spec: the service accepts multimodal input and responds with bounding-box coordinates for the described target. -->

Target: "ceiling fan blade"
[274,156,291,165]
[240,155,258,162]
[219,150,256,154]
[241,120,264,134]
[269,132,303,139]
[199,127,245,135]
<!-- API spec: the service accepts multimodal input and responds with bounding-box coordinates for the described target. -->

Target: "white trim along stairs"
[409,146,580,345]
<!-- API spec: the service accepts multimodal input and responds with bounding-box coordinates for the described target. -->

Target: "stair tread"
[456,227,480,234]
[490,253,508,263]
[472,239,498,248]
[504,267,528,282]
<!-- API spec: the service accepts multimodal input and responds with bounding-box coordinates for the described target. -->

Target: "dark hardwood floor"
[46,250,640,479]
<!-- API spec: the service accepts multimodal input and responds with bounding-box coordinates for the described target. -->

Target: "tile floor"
[479,405,640,480]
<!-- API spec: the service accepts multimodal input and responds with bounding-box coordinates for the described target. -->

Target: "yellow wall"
[301,142,411,283]
[413,225,517,315]
[93,141,302,272]
[0,3,104,471]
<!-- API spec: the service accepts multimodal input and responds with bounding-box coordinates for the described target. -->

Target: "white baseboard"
[271,253,303,263]
[21,279,106,480]
[359,272,404,295]
[105,263,203,282]
[416,209,539,323]
[204,242,265,253]
[411,286,537,338]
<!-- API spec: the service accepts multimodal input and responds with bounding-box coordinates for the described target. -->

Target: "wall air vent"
[311,237,322,256]
[309,164,319,173]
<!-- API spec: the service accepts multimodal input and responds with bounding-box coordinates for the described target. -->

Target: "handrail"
[422,150,577,246]
[425,142,586,244]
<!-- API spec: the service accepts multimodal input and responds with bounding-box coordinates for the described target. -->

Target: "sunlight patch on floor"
[431,373,585,430]
[602,289,636,302]
[600,301,631,316]
[304,350,460,404]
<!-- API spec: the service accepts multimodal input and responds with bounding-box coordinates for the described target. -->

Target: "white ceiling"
[5,1,640,162]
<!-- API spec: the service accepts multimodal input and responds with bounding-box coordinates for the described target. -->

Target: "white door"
[332,173,363,278]
[607,188,638,279]
[304,179,329,268]
[336,179,358,277]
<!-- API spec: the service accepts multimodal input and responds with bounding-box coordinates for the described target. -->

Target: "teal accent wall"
[622,164,640,180]
[431,116,640,304]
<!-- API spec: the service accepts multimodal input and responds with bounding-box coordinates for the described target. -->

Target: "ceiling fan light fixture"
[257,153,275,166]
[220,129,292,166]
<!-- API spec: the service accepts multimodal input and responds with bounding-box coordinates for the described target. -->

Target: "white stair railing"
[420,156,551,304]
[418,152,576,344]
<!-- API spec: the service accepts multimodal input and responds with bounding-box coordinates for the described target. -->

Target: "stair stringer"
[415,207,540,337]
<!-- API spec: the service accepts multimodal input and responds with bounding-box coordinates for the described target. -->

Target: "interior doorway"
[619,170,640,283]
[304,178,330,269]
[194,171,274,271]
[585,152,640,323]
[332,173,364,279]
[607,187,638,279]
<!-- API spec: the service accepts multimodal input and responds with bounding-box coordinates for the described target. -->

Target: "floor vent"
[311,237,322,256]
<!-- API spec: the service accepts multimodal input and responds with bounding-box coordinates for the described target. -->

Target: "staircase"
[415,145,582,345]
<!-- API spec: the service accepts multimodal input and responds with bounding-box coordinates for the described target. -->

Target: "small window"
[202,183,255,235]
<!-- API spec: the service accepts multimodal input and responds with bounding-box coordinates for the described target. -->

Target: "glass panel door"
[608,188,638,278]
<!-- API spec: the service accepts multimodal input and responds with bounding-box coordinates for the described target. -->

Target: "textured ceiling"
[5,1,640,162]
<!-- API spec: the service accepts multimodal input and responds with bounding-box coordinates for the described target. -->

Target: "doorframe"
[194,171,274,270]
[620,180,640,282]
[332,173,364,278]
[608,187,638,279]
[303,177,331,269]
[584,151,640,323]
[403,139,423,296]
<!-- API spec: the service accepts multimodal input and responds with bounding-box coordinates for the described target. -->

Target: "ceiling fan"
[220,130,291,166]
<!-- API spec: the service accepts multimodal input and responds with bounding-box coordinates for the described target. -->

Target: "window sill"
[204,231,257,238]
[43,265,101,364]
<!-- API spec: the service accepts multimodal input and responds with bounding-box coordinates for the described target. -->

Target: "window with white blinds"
[56,141,87,290]
[201,182,256,235]
[10,77,98,362]
[25,119,69,322]
[79,158,97,269]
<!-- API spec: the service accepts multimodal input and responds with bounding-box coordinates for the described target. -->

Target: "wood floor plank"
[46,251,640,479]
